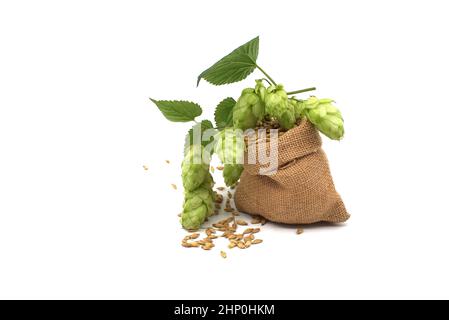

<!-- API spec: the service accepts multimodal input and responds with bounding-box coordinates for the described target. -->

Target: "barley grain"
[236,220,248,226]
[221,232,232,238]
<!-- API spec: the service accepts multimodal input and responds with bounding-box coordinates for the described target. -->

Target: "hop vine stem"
[255,65,316,96]
[260,78,273,86]
[286,87,316,95]
[256,64,277,86]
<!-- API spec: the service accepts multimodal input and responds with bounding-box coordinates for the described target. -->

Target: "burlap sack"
[234,118,350,224]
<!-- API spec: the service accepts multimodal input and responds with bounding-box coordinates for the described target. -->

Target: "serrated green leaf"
[214,97,236,129]
[184,120,216,155]
[150,99,202,122]
[197,36,259,86]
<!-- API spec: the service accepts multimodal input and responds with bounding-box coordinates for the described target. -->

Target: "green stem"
[256,64,277,86]
[260,78,273,86]
[286,87,316,95]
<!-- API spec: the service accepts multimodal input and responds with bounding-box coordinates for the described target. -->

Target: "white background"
[1,0,448,300]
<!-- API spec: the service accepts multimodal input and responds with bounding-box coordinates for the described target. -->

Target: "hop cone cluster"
[214,129,245,186]
[304,97,344,140]
[181,145,214,230]
[233,81,266,130]
[265,84,296,129]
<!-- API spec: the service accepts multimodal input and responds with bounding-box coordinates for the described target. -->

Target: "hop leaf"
[197,37,259,86]
[150,99,202,122]
[214,97,236,129]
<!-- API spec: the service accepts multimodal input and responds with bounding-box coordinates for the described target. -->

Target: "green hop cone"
[254,79,267,102]
[181,145,210,192]
[233,84,265,130]
[201,171,214,189]
[181,186,214,230]
[214,129,245,186]
[279,104,296,129]
[223,164,244,187]
[265,84,288,117]
[289,98,306,120]
[214,129,245,164]
[304,97,344,140]
[265,84,295,129]
[181,206,206,230]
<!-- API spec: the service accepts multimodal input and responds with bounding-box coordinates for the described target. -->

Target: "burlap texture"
[234,118,350,224]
